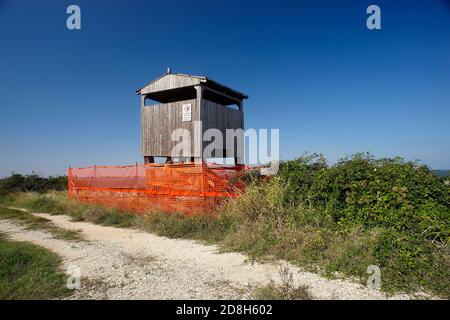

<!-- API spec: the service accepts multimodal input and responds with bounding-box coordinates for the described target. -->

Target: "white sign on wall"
[182,103,192,122]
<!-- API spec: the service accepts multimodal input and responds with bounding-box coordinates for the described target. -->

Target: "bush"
[0,173,67,196]
[277,153,449,243]
[221,153,450,297]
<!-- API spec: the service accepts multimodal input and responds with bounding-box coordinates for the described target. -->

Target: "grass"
[0,206,82,241]
[0,232,71,299]
[1,191,228,243]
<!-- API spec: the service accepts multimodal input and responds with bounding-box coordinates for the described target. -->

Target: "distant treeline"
[0,174,67,195]
[434,170,450,177]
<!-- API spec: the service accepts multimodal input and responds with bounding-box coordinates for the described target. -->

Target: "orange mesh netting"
[68,163,249,214]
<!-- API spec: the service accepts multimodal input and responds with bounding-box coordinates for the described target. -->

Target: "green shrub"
[221,153,450,297]
[277,153,449,242]
[0,173,67,196]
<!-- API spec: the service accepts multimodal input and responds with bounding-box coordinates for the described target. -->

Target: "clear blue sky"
[0,0,449,177]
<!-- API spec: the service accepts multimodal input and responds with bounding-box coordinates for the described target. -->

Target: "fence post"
[136,162,139,206]
[68,165,71,197]
[136,162,138,186]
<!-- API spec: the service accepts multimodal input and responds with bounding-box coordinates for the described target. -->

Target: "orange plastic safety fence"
[68,163,249,214]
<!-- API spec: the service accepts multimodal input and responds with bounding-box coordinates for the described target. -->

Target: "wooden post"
[135,162,139,203]
[141,94,146,163]
[135,162,138,188]
[144,156,154,164]
[235,100,244,165]
[195,85,203,162]
[68,165,71,197]
[165,157,173,164]
[190,157,202,164]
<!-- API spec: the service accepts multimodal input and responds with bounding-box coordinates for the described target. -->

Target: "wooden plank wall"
[141,98,199,157]
[141,96,244,159]
[201,99,243,158]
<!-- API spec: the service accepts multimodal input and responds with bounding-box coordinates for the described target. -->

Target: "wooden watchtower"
[136,70,248,164]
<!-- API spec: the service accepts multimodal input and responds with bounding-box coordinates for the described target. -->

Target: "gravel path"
[0,210,413,300]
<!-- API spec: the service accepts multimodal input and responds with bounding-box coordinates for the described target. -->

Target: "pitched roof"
[136,73,248,100]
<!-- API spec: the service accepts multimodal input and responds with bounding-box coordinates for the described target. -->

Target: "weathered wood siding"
[140,74,201,95]
[141,99,200,157]
[201,99,243,158]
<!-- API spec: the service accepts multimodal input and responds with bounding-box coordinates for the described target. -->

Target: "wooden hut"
[136,70,248,164]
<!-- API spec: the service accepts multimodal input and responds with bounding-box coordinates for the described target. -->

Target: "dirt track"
[0,209,413,300]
